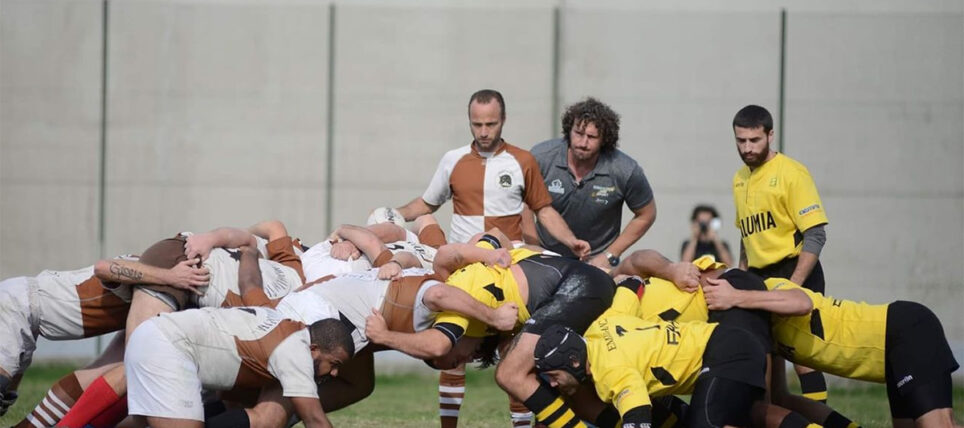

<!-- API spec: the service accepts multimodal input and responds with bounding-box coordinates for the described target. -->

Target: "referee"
[730,105,831,403]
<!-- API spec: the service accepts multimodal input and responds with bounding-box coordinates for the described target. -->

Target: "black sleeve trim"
[433,322,465,346]
[622,405,653,427]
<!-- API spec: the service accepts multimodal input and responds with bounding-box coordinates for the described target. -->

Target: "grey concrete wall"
[1,1,961,365]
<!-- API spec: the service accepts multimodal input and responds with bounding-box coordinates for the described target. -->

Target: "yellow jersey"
[733,153,828,268]
[433,248,540,337]
[586,287,718,415]
[765,278,887,382]
[635,256,726,323]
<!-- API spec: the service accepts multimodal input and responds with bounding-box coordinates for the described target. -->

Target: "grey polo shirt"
[530,138,654,258]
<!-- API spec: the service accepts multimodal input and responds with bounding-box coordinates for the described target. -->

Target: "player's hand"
[377,261,402,280]
[329,241,360,261]
[569,239,592,260]
[702,277,739,310]
[587,253,612,273]
[490,303,519,331]
[484,248,511,268]
[365,309,389,344]
[167,259,209,295]
[668,262,700,293]
[184,233,217,261]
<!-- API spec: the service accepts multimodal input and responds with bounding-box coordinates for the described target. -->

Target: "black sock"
[778,411,812,428]
[594,406,620,428]
[798,371,828,403]
[824,410,861,428]
[206,408,250,428]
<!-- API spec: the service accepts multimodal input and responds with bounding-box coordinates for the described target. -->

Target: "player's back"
[153,305,307,390]
[199,248,301,308]
[764,278,887,382]
[585,315,717,401]
[35,264,133,339]
[636,277,708,324]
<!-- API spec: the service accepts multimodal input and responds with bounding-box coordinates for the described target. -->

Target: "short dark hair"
[732,105,773,133]
[562,97,620,153]
[474,334,502,369]
[690,204,720,222]
[468,89,506,120]
[308,318,355,357]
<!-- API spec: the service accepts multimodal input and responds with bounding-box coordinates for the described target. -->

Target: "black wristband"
[622,405,653,427]
[478,234,502,249]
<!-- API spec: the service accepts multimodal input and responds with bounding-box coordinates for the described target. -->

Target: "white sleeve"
[421,150,459,206]
[267,330,319,398]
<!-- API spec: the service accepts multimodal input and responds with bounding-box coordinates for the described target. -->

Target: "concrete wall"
[1,0,961,364]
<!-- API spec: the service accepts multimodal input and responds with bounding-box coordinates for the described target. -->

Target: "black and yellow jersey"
[636,256,726,323]
[733,153,828,268]
[433,247,540,337]
[585,287,718,415]
[765,278,887,382]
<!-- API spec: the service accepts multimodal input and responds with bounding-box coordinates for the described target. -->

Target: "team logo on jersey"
[798,204,821,216]
[738,211,776,237]
[548,179,565,194]
[591,185,615,204]
[498,171,513,188]
[769,177,778,187]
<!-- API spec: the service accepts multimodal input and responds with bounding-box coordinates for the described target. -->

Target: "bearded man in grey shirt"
[524,98,656,272]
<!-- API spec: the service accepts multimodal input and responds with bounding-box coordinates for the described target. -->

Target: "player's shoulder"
[439,144,474,164]
[603,148,644,175]
[529,137,565,158]
[773,153,814,177]
[733,165,751,182]
[501,142,542,169]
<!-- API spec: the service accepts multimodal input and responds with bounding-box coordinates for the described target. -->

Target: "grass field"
[2,364,962,427]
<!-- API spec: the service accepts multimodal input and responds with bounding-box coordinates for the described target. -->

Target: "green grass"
[3,364,962,427]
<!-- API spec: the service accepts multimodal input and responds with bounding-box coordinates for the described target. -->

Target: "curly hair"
[562,97,620,153]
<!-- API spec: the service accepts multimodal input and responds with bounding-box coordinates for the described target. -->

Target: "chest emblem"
[498,171,513,188]
[548,179,565,194]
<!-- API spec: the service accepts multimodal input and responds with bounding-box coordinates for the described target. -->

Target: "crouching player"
[533,278,769,428]
[703,276,961,428]
[125,305,353,428]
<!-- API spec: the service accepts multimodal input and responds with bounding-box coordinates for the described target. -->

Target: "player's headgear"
[366,207,405,227]
[533,325,589,383]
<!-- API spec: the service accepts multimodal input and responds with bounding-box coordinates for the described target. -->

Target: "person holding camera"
[680,204,733,266]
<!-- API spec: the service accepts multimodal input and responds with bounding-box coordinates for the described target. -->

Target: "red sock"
[87,394,128,428]
[56,377,120,428]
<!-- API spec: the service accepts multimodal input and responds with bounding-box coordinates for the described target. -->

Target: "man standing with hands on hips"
[731,104,831,404]
[526,97,656,272]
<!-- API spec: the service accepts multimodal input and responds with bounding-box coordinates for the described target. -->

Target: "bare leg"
[495,333,584,428]
[145,416,203,428]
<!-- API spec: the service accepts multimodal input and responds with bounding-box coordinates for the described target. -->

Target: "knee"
[248,404,289,428]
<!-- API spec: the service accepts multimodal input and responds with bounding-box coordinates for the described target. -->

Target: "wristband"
[387,259,403,269]
[478,234,502,250]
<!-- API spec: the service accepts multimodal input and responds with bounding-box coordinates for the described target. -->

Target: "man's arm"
[185,227,257,261]
[789,224,826,285]
[237,245,271,306]
[534,206,591,259]
[588,201,656,270]
[290,396,333,428]
[702,277,813,315]
[330,224,391,265]
[93,259,208,294]
[739,241,748,270]
[611,249,699,292]
[422,284,518,332]
[365,309,454,358]
[248,220,289,242]
[397,197,439,222]
[433,243,510,280]
[520,206,540,245]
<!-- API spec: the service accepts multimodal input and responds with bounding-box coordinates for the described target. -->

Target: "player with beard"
[732,104,832,404]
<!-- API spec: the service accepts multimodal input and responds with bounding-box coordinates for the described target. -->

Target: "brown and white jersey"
[154,306,317,398]
[196,248,302,309]
[422,142,553,243]
[290,268,437,353]
[34,265,133,340]
[301,234,437,283]
[383,240,437,270]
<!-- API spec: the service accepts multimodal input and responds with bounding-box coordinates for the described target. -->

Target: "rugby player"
[366,231,615,428]
[0,256,208,421]
[124,304,354,428]
[703,274,961,428]
[532,276,769,428]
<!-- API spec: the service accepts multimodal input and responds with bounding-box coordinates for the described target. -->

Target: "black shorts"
[708,270,772,350]
[750,257,825,294]
[687,376,764,428]
[884,301,959,419]
[517,255,614,335]
[701,324,768,390]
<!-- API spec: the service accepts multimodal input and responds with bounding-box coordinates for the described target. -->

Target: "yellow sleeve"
[434,311,470,331]
[594,366,652,416]
[787,167,828,231]
[764,277,800,291]
[607,287,641,317]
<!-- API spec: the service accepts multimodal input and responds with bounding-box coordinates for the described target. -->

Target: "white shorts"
[125,320,204,421]
[0,277,36,377]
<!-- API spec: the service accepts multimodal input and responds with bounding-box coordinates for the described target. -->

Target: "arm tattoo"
[109,261,144,282]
